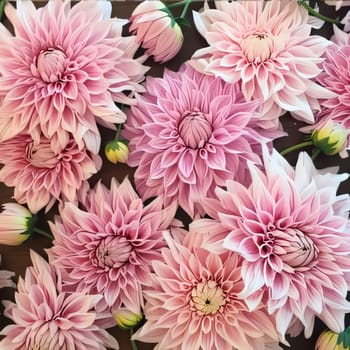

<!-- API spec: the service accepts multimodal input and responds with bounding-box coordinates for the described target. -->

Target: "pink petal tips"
[133,232,281,350]
[193,147,350,339]
[123,63,283,218]
[0,0,148,146]
[190,0,336,128]
[47,177,176,323]
[0,250,119,350]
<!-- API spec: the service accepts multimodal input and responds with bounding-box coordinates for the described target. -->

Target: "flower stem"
[167,0,190,9]
[180,0,192,19]
[0,0,6,21]
[130,329,138,350]
[33,227,54,240]
[114,123,123,141]
[280,140,314,156]
[298,0,342,25]
[312,147,321,160]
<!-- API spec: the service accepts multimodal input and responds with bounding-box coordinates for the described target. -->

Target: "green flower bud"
[311,120,347,156]
[316,328,350,350]
[115,308,143,330]
[105,140,129,164]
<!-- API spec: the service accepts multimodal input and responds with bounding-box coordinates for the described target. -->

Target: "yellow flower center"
[190,280,226,315]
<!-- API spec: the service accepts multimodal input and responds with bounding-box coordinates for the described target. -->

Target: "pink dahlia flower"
[129,0,184,63]
[305,27,350,153]
[190,0,335,128]
[0,0,148,146]
[123,63,283,218]
[133,232,281,350]
[0,250,119,350]
[193,147,350,339]
[0,133,101,213]
[0,254,15,289]
[47,177,176,319]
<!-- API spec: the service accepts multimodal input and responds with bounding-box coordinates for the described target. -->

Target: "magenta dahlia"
[0,133,101,213]
[0,250,119,350]
[192,147,350,339]
[122,63,282,218]
[0,0,148,146]
[47,177,176,318]
[190,0,335,128]
[133,232,281,350]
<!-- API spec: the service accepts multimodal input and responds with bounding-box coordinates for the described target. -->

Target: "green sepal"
[175,16,190,27]
[315,136,339,155]
[337,326,350,348]
[0,0,6,21]
[105,139,128,152]
[25,214,38,236]
[312,130,339,155]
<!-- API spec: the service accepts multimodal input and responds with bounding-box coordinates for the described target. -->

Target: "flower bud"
[115,307,143,330]
[104,140,129,164]
[316,328,350,350]
[311,120,347,156]
[129,0,184,63]
[0,203,35,246]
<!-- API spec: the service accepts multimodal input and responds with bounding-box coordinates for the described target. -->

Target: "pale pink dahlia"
[0,250,119,350]
[0,0,148,146]
[0,254,15,289]
[133,232,281,350]
[0,133,101,213]
[122,63,282,218]
[190,0,335,128]
[193,147,350,339]
[308,27,350,152]
[47,177,176,318]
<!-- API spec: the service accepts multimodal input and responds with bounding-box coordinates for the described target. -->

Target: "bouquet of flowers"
[0,0,350,349]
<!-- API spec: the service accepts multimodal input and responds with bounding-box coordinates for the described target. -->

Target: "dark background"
[0,1,349,349]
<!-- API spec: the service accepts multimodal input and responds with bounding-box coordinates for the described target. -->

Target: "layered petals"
[0,133,101,213]
[0,0,148,146]
[133,232,281,350]
[0,250,119,350]
[47,177,177,322]
[194,148,350,339]
[306,29,350,155]
[123,63,283,218]
[190,0,335,128]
